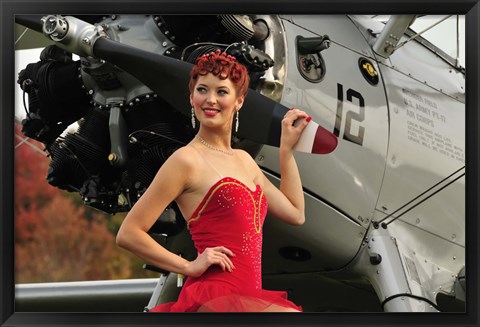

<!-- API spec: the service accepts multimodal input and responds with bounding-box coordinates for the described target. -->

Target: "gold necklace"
[196,135,234,156]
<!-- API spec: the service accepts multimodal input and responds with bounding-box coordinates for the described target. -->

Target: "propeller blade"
[15,11,337,155]
[93,38,337,154]
[16,14,337,154]
[15,15,45,33]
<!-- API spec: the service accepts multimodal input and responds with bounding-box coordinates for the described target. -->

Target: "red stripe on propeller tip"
[312,125,338,154]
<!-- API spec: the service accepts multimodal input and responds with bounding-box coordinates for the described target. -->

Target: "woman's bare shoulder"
[235,149,259,166]
[235,149,263,179]
[165,144,200,168]
[150,145,201,192]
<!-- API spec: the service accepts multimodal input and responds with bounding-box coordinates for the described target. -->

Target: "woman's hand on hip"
[185,246,235,277]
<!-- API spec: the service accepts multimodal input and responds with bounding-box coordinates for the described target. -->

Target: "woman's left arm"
[257,108,311,225]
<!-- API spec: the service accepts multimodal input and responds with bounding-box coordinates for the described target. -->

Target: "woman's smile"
[202,107,221,117]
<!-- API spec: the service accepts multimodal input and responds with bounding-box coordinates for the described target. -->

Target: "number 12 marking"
[334,83,365,146]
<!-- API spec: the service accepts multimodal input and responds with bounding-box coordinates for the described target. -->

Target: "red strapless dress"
[149,177,302,312]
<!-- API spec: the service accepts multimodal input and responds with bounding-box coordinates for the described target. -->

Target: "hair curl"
[188,49,250,97]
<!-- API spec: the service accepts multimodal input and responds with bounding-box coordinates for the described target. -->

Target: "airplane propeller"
[16,15,338,155]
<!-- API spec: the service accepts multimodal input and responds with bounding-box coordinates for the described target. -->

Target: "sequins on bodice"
[187,177,268,290]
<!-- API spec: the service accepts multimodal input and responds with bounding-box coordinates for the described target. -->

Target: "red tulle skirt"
[148,279,302,312]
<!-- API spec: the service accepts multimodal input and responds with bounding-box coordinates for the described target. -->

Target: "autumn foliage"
[14,124,155,283]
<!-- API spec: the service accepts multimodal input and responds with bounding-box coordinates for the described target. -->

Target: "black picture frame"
[2,0,478,326]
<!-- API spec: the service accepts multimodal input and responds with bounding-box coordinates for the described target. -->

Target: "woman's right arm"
[116,147,235,277]
[116,147,194,274]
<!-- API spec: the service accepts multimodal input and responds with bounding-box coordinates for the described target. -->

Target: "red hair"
[188,49,250,97]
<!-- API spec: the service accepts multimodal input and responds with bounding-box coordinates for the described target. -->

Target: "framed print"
[2,0,479,326]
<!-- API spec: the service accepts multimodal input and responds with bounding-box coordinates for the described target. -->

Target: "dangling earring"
[191,107,196,129]
[235,110,239,133]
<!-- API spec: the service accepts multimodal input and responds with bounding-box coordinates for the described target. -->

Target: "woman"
[116,49,311,312]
